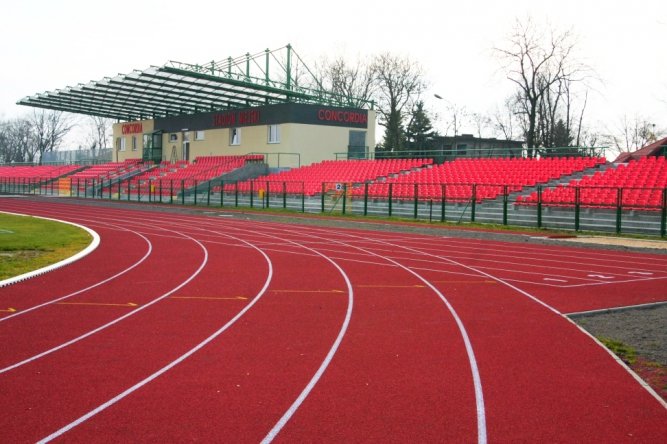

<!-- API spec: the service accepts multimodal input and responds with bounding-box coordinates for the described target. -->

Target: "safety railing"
[2,176,665,237]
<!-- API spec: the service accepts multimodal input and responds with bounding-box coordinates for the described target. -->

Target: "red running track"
[0,197,665,443]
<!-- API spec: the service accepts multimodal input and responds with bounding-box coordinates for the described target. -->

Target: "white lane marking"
[0,211,101,289]
[587,274,614,280]
[261,245,353,444]
[120,213,355,444]
[0,225,151,323]
[544,278,568,283]
[0,228,206,375]
[258,226,486,444]
[628,271,653,276]
[38,234,272,444]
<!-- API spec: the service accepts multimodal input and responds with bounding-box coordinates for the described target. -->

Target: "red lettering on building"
[213,110,260,127]
[238,109,260,125]
[121,122,143,134]
[213,112,236,127]
[317,109,367,125]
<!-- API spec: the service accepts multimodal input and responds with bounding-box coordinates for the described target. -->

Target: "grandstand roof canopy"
[17,45,372,122]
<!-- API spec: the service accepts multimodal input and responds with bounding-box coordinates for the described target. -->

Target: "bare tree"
[373,53,426,152]
[28,110,74,164]
[492,96,518,141]
[495,18,584,155]
[470,112,492,139]
[0,118,33,163]
[86,115,114,157]
[318,56,377,108]
[608,115,661,155]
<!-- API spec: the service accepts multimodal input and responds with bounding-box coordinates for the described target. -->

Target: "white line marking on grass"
[0,228,204,374]
[0,211,100,289]
[0,225,151,323]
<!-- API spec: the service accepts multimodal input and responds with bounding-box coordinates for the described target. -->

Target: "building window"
[169,133,178,142]
[131,136,137,151]
[268,125,280,144]
[230,128,241,146]
[117,137,126,152]
[195,130,205,141]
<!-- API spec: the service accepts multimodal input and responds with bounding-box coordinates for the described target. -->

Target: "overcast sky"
[2,0,665,144]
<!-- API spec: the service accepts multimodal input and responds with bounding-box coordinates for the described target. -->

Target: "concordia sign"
[317,109,368,125]
[121,122,143,134]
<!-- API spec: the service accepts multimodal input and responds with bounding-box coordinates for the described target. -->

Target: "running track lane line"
[0,225,206,374]
[0,211,100,289]
[351,233,667,409]
[98,210,483,442]
[36,230,276,443]
[0,222,152,323]
[91,212,357,444]
[237,225,484,444]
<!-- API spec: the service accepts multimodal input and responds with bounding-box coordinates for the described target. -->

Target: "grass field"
[0,213,92,280]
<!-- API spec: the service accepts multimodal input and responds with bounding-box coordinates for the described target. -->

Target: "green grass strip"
[0,213,92,280]
[597,336,637,365]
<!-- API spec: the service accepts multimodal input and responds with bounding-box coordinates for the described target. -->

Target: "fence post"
[207,181,211,207]
[342,184,347,214]
[574,187,580,231]
[301,183,305,213]
[282,182,287,209]
[321,182,326,213]
[471,184,477,222]
[661,188,667,237]
[363,183,369,216]
[181,180,185,205]
[502,185,508,225]
[616,187,622,234]
[234,182,239,207]
[194,181,198,206]
[413,183,419,219]
[265,180,270,209]
[537,185,542,228]
[170,180,174,204]
[388,183,393,217]
[127,179,131,201]
[250,181,254,208]
[441,184,446,222]
[221,181,225,207]
[159,180,163,204]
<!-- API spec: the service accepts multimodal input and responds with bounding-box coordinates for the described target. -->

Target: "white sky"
[2,0,666,145]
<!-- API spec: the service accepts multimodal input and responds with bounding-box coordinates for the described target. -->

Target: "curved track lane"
[0,198,665,443]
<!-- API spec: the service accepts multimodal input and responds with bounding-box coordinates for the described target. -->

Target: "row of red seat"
[123,155,261,194]
[69,160,144,184]
[518,157,667,209]
[0,164,80,179]
[223,159,433,196]
[352,157,604,202]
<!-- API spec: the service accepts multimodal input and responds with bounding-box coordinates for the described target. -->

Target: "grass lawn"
[0,213,92,280]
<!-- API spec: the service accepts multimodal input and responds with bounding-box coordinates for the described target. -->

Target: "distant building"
[432,134,524,162]
[614,137,667,162]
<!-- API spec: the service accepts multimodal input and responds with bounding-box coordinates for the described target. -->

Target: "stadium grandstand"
[5,44,667,236]
[17,45,376,169]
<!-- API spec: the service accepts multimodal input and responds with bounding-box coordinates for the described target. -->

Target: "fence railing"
[1,177,665,237]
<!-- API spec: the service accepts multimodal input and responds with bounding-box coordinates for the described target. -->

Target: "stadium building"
[18,45,376,168]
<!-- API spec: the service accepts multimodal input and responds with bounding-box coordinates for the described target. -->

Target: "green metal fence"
[1,176,665,237]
